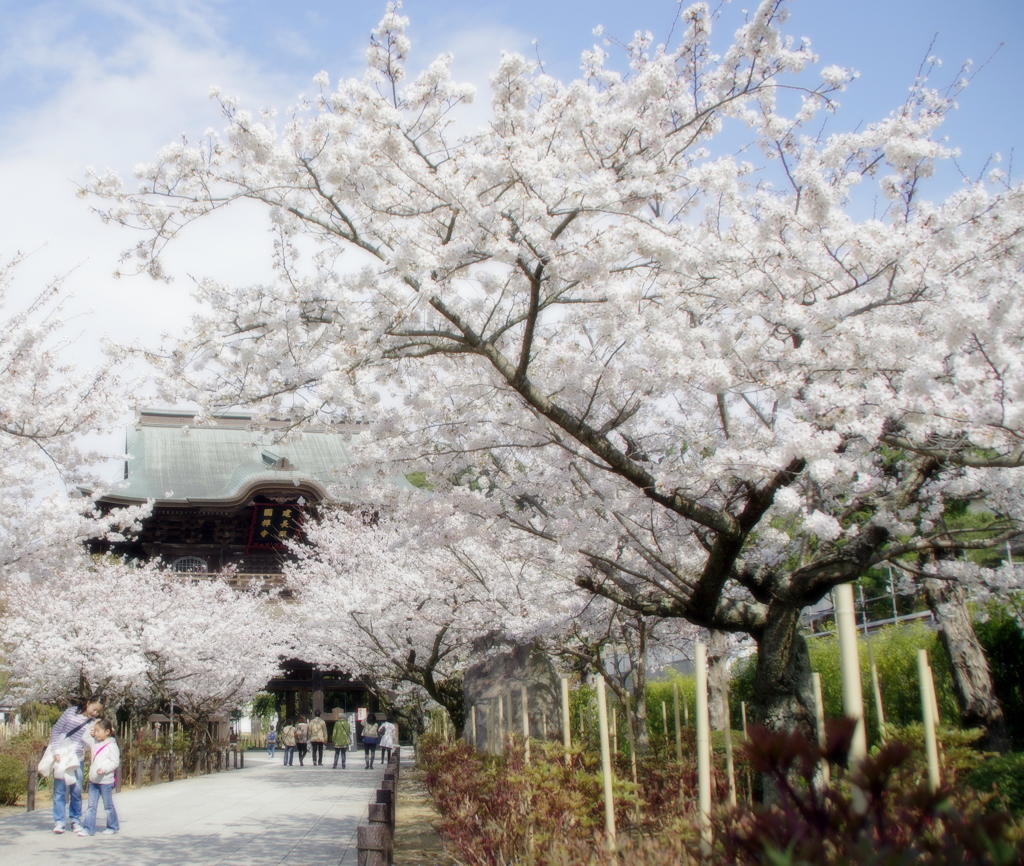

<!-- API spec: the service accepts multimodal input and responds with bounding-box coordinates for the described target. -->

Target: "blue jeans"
[82,782,119,834]
[267,742,276,758]
[283,745,294,765]
[52,766,83,827]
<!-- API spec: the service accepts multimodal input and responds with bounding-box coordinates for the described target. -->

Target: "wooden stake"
[812,671,831,785]
[521,684,531,764]
[661,701,669,750]
[498,695,505,753]
[673,683,682,762]
[917,649,940,793]
[696,643,713,855]
[561,677,572,759]
[834,583,868,765]
[596,677,616,844]
[867,639,886,742]
[624,694,639,790]
[470,706,477,749]
[684,694,690,728]
[723,699,737,808]
[741,701,748,740]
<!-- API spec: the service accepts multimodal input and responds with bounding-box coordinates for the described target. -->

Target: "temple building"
[93,407,381,720]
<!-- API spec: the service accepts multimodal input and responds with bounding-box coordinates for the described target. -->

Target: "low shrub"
[731,623,960,747]
[718,721,1021,865]
[967,752,1024,816]
[420,722,1023,865]
[0,754,23,806]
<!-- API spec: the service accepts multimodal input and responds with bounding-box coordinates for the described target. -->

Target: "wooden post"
[357,823,392,866]
[672,683,682,762]
[542,708,547,740]
[918,649,941,793]
[561,677,572,760]
[812,671,831,785]
[834,583,868,765]
[696,642,713,856]
[595,677,616,844]
[623,693,640,823]
[927,664,941,725]
[610,706,618,752]
[684,694,690,728]
[521,685,531,764]
[498,696,505,753]
[661,701,669,751]
[26,765,36,812]
[469,706,477,748]
[741,702,748,740]
[136,755,145,789]
[723,698,737,808]
[240,750,244,769]
[867,639,887,742]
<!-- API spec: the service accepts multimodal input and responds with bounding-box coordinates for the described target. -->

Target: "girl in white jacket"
[78,719,120,836]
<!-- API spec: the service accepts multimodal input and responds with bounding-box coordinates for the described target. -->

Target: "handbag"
[37,718,90,776]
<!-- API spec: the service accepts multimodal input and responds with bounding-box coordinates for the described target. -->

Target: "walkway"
[0,751,387,865]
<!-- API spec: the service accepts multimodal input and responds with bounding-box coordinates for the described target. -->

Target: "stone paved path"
[0,751,387,865]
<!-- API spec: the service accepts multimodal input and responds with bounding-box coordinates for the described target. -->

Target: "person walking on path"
[361,719,379,770]
[294,716,310,767]
[378,717,397,765]
[47,695,103,834]
[281,720,297,766]
[77,719,120,836]
[266,728,277,759]
[308,711,328,766]
[331,714,351,769]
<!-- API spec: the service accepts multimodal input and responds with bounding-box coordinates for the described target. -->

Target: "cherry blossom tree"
[287,506,582,730]
[0,255,147,587]
[85,1,1024,740]
[0,562,283,750]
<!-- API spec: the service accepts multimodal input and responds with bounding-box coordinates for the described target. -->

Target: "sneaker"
[71,822,83,833]
[53,825,65,834]
[102,829,118,835]
[76,829,90,837]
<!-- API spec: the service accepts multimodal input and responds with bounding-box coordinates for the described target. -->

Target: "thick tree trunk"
[751,604,816,741]
[924,578,1009,753]
[708,629,730,732]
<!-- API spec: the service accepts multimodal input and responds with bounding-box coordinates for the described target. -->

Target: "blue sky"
[0,0,1019,385]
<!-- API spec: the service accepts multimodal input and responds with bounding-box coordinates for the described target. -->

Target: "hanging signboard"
[246,504,304,551]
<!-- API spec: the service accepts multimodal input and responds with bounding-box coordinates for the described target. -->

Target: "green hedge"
[0,755,23,806]
[975,606,1024,751]
[967,751,1024,815]
[730,622,957,744]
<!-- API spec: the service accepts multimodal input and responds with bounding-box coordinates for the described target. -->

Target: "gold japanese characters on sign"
[247,504,303,550]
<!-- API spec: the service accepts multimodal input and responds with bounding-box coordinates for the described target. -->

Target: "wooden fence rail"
[26,746,245,812]
[357,747,401,866]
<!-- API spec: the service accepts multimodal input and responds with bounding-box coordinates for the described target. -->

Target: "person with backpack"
[266,727,277,759]
[46,695,104,834]
[331,714,351,769]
